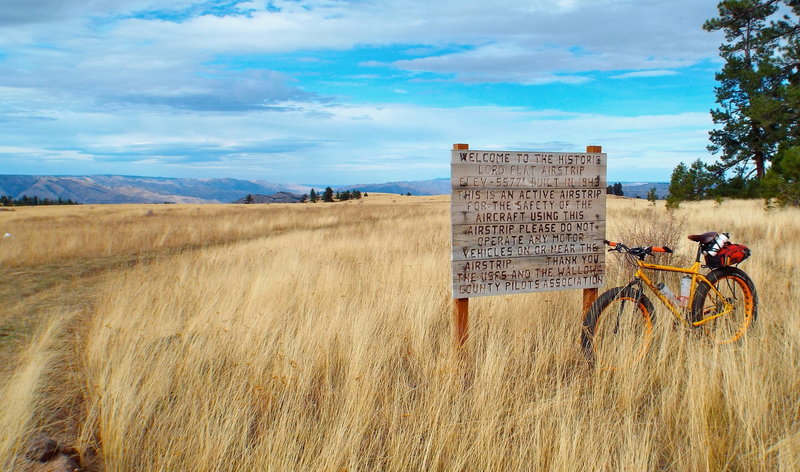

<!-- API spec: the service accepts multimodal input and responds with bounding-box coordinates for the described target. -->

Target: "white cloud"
[0,96,712,182]
[1,1,721,77]
[0,0,723,183]
[394,43,687,84]
[0,0,200,25]
[611,70,680,79]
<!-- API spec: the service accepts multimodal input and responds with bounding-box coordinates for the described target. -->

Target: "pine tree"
[647,187,658,206]
[667,159,716,204]
[322,187,334,202]
[704,0,792,180]
[762,145,800,206]
[309,189,318,202]
[760,1,800,204]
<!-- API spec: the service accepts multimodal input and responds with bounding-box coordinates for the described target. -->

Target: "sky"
[0,0,725,185]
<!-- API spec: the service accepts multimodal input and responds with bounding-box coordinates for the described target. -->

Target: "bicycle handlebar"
[603,240,673,258]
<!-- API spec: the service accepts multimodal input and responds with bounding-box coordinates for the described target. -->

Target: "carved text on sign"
[451,150,607,298]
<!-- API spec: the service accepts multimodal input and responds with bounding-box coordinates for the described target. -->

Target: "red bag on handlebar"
[704,242,750,267]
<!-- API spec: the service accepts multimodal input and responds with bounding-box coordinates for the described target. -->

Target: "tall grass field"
[1,195,798,471]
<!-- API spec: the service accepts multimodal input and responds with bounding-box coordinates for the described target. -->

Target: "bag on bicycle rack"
[704,242,751,267]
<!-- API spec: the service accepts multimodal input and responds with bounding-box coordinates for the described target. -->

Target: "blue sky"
[0,0,724,185]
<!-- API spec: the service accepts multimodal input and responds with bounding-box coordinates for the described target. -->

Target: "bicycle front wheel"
[691,267,758,344]
[581,286,655,369]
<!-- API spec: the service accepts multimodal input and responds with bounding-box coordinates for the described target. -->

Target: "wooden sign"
[451,149,607,298]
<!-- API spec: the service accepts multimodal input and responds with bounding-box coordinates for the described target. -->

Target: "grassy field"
[1,196,798,471]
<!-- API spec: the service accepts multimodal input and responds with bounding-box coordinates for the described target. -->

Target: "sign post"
[452,144,471,351]
[450,143,607,350]
[581,145,603,315]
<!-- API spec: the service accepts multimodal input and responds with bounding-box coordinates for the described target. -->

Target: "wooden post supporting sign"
[452,143,470,351]
[582,145,602,316]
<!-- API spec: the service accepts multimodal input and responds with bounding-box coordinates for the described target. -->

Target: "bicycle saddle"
[687,231,718,244]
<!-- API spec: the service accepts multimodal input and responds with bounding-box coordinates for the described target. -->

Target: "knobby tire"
[582,286,655,370]
[691,266,758,344]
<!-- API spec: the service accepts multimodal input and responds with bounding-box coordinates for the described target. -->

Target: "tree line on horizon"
[667,0,800,208]
[241,188,369,204]
[306,187,366,203]
[606,182,624,196]
[0,195,79,206]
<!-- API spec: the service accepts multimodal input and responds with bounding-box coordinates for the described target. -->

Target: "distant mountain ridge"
[0,175,311,204]
[233,192,306,204]
[616,182,670,199]
[339,178,450,196]
[0,175,668,204]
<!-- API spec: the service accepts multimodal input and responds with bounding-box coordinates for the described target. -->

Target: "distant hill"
[338,179,668,198]
[0,174,670,203]
[339,179,668,198]
[615,182,670,199]
[0,175,453,204]
[338,178,450,196]
[233,192,305,204]
[0,175,311,204]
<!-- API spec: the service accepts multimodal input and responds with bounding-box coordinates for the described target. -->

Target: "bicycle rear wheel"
[582,286,655,369]
[691,267,758,344]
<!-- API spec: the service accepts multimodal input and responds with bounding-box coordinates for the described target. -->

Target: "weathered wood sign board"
[451,149,607,298]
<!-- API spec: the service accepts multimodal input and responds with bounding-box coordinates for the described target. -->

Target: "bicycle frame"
[624,249,735,327]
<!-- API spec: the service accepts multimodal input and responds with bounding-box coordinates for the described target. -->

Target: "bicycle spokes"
[591,293,652,370]
[695,272,755,344]
[613,300,624,335]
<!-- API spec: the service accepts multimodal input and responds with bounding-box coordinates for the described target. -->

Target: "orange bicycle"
[581,232,758,369]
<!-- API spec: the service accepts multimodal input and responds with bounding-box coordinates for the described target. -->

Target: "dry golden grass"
[0,196,434,268]
[1,196,798,471]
